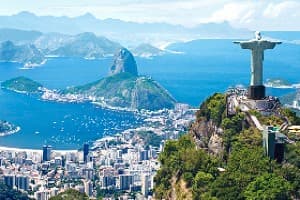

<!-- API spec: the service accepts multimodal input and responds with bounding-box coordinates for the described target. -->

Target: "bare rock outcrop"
[110,48,138,76]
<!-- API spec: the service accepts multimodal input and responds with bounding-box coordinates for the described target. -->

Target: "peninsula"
[1,48,177,111]
[52,48,176,110]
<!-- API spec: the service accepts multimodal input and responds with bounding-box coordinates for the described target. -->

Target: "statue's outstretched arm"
[233,41,254,49]
[262,41,282,49]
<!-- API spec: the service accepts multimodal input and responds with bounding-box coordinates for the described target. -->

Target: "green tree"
[49,189,89,200]
[197,93,226,126]
[244,173,292,200]
[236,127,262,148]
[277,164,300,199]
[285,142,300,168]
[192,171,214,200]
[211,147,271,200]
[153,167,172,199]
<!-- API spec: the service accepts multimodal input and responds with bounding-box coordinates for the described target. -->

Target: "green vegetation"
[280,108,300,125]
[154,93,300,200]
[1,76,42,93]
[196,93,226,126]
[154,134,220,199]
[49,189,89,200]
[3,73,176,110]
[136,130,163,147]
[64,72,176,110]
[0,183,31,200]
[285,142,300,168]
[244,173,292,200]
[96,188,123,199]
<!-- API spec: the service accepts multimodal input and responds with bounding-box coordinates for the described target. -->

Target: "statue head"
[255,31,262,40]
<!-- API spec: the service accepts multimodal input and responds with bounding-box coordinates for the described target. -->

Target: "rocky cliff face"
[189,119,224,157]
[110,48,138,76]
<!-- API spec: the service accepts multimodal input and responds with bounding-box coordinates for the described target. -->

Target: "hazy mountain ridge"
[0,11,251,45]
[0,28,170,65]
[50,32,122,58]
[0,28,42,44]
[131,43,165,58]
[0,40,45,66]
[0,30,122,65]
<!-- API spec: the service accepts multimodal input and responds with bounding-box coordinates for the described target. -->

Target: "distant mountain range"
[0,30,123,66]
[0,11,252,45]
[49,32,121,59]
[0,40,45,66]
[1,12,300,66]
[0,28,174,66]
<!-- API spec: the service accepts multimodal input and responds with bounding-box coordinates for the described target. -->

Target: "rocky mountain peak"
[109,48,138,76]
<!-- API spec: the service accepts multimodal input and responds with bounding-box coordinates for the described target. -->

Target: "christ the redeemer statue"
[234,31,281,100]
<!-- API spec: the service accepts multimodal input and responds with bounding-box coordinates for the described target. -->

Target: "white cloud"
[205,0,300,30]
[263,1,300,18]
[0,0,300,30]
[208,2,255,22]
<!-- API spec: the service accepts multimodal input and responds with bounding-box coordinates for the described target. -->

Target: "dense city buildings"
[0,105,194,199]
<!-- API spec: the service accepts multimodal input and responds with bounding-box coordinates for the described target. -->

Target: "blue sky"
[0,0,299,30]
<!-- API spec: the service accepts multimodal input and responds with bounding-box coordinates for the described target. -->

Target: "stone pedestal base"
[248,85,265,100]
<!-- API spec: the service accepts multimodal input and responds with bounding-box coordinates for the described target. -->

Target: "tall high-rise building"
[82,168,94,180]
[4,175,15,189]
[119,175,133,191]
[102,176,116,189]
[141,174,150,197]
[42,145,52,162]
[83,143,89,163]
[15,175,29,191]
[84,180,93,197]
[139,150,149,161]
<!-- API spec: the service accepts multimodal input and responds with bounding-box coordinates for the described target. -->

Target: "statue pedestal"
[248,85,265,100]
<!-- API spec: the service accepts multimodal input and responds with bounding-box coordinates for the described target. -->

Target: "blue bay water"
[0,41,298,149]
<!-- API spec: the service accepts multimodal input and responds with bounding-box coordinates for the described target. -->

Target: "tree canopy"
[154,93,300,200]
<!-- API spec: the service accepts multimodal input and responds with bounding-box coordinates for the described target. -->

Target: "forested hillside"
[154,93,300,200]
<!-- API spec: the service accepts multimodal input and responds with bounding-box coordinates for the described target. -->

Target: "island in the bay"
[265,78,292,88]
[1,48,177,111]
[1,76,43,94]
[0,120,20,136]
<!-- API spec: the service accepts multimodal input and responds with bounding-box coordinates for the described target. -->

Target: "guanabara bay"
[0,2,300,200]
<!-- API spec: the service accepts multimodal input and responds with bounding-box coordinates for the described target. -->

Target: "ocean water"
[0,40,298,149]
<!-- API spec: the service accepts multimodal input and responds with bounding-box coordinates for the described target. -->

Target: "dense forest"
[154,93,300,200]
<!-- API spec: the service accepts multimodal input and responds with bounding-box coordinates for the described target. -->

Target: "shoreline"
[0,146,78,153]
